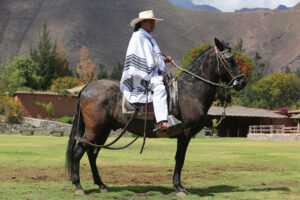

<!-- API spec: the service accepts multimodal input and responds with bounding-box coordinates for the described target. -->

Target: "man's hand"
[163,56,173,63]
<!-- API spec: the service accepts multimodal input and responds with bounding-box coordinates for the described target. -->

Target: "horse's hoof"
[99,188,108,193]
[176,192,187,197]
[74,189,85,195]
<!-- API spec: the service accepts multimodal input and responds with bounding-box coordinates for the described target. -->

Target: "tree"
[30,23,71,90]
[3,56,43,94]
[251,73,300,109]
[97,63,108,80]
[232,50,255,77]
[56,43,72,77]
[109,62,124,80]
[295,68,300,78]
[233,39,245,53]
[253,52,265,77]
[76,46,96,83]
[176,44,212,77]
[0,64,10,95]
[282,65,291,74]
[30,23,58,89]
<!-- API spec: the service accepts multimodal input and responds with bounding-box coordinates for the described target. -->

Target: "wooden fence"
[249,125,300,134]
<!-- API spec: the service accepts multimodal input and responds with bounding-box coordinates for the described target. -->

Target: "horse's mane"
[178,47,213,80]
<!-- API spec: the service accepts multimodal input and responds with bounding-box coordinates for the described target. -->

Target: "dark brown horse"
[66,38,246,196]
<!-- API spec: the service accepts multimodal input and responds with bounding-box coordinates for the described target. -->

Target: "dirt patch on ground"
[200,164,269,172]
[119,193,149,200]
[1,164,248,185]
[0,165,174,185]
[262,181,300,187]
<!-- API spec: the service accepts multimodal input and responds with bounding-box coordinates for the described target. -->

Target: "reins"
[75,109,140,150]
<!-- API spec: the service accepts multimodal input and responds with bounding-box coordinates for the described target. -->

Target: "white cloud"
[191,0,300,12]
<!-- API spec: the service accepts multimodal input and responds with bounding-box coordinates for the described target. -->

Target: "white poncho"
[120,28,169,104]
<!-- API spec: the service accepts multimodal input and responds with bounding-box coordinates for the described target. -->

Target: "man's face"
[141,19,155,33]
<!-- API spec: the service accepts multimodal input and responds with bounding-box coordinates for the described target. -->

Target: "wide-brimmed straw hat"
[130,10,164,27]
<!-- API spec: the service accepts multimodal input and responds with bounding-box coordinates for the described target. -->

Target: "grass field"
[1,135,300,200]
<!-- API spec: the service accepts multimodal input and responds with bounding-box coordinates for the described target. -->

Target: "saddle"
[122,78,179,120]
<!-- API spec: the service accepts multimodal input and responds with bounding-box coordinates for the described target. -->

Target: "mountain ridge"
[0,0,300,74]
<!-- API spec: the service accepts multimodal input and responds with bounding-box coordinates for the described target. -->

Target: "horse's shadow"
[85,184,290,197]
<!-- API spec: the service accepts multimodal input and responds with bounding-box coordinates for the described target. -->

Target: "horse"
[66,38,246,196]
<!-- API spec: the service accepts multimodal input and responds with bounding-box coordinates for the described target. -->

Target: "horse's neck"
[178,75,217,108]
[177,51,219,119]
[179,51,219,100]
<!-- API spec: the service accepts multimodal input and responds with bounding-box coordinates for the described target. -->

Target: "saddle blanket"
[122,78,178,121]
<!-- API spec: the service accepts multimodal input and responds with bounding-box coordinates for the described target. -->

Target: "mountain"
[1,0,300,75]
[192,5,221,12]
[235,8,270,12]
[276,5,290,10]
[235,5,291,12]
[168,0,220,11]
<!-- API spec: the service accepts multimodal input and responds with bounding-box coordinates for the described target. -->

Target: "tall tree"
[30,23,70,89]
[76,46,96,83]
[109,62,123,80]
[56,43,72,77]
[97,63,108,80]
[295,68,300,78]
[233,39,245,53]
[30,23,57,89]
[253,52,265,77]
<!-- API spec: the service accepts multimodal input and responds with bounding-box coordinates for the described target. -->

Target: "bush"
[176,44,212,77]
[55,115,74,124]
[35,101,54,119]
[0,96,23,124]
[50,76,83,92]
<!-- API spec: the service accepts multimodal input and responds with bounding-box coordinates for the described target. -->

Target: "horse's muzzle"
[233,77,246,91]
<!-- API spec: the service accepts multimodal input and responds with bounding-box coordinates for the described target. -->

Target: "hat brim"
[130,18,164,27]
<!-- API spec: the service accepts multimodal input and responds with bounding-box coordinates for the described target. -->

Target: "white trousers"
[151,76,168,123]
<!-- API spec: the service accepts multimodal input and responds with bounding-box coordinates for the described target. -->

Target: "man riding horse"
[120,10,180,132]
[66,9,246,196]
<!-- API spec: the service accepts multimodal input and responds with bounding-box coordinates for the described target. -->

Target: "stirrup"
[153,121,168,132]
[153,115,183,132]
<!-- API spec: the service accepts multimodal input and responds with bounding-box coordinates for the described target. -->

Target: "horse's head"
[214,38,246,91]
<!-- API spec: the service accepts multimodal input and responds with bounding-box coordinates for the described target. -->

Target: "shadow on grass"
[85,184,290,197]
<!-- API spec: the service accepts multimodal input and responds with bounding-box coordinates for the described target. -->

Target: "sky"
[191,0,300,12]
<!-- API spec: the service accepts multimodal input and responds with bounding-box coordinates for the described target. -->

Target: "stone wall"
[247,134,300,141]
[0,117,72,136]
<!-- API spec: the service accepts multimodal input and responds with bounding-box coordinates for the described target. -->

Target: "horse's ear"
[214,38,225,52]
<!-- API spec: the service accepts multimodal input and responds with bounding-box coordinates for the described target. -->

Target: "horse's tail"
[66,86,87,178]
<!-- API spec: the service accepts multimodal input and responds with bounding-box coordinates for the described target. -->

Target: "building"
[205,106,293,137]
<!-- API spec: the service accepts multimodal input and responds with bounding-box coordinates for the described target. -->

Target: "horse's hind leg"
[87,129,110,193]
[71,142,88,195]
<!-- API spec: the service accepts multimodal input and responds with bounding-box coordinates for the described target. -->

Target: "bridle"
[213,45,245,89]
[163,46,244,90]
[164,46,245,127]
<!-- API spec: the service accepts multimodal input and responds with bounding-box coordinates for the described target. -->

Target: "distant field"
[1,135,300,200]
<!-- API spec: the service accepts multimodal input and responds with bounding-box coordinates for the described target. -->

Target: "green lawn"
[1,135,300,199]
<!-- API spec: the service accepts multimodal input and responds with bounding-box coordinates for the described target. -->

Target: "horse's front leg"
[173,134,191,196]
